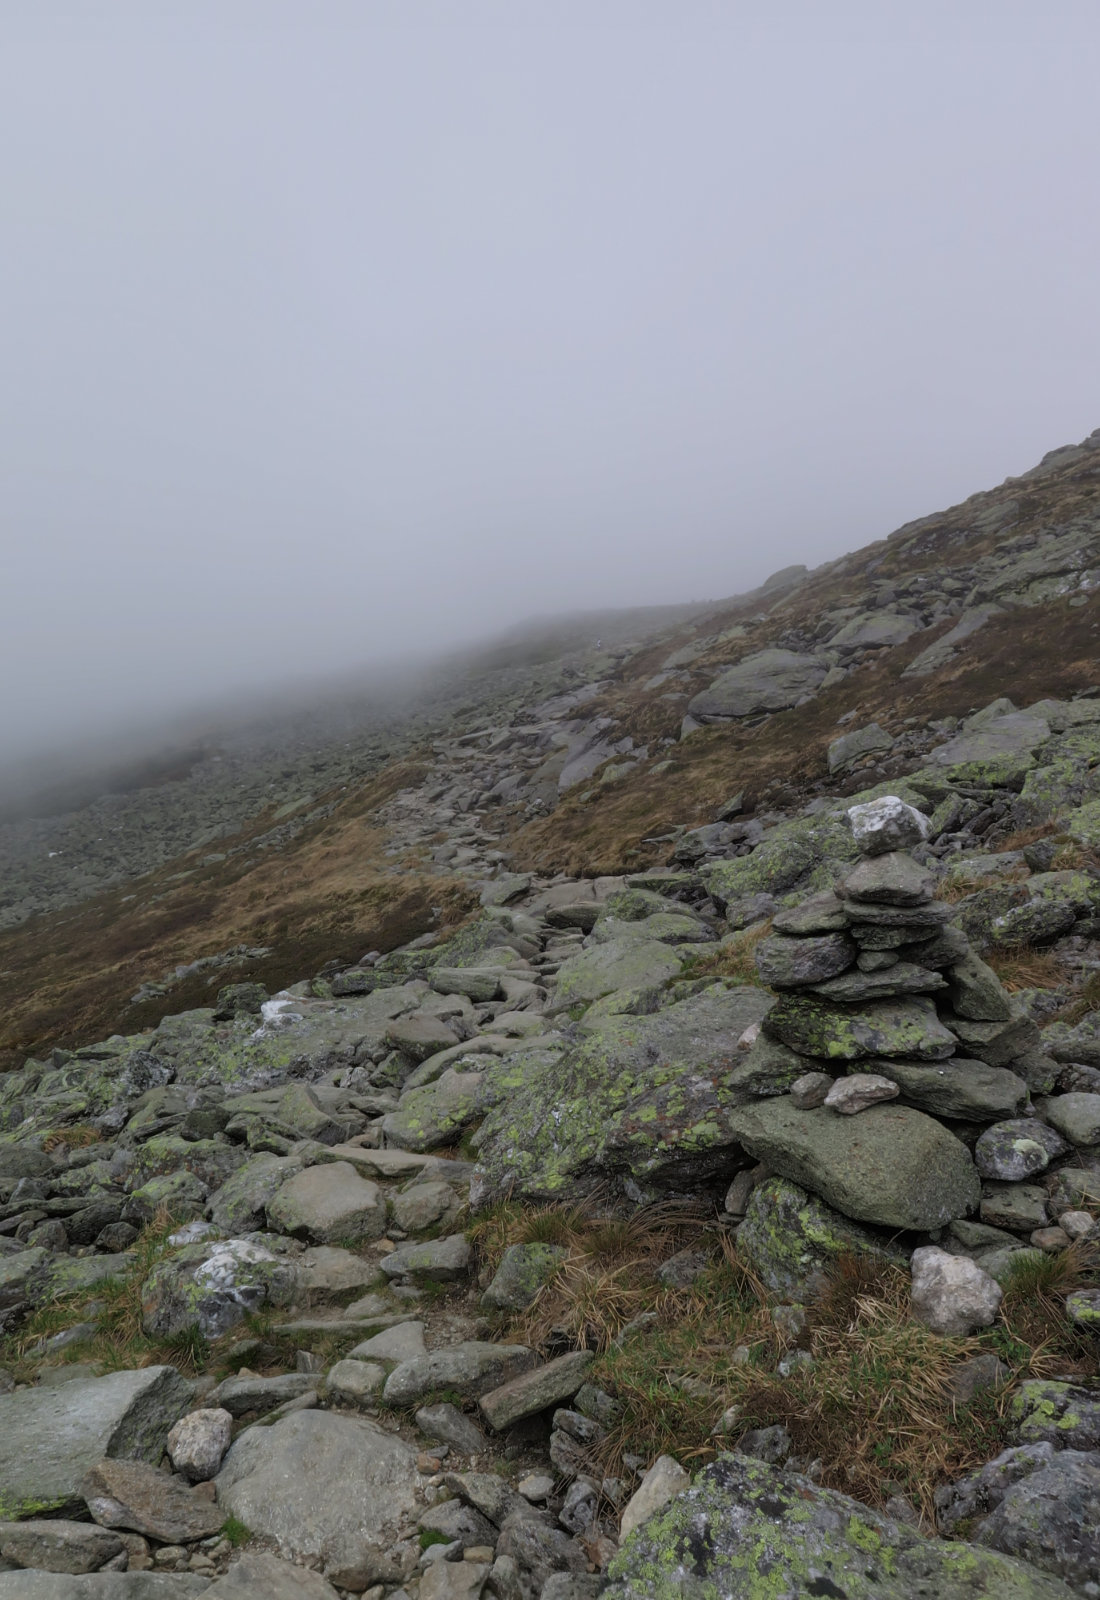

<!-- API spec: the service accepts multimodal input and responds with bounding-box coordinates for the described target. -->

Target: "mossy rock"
[604,1453,1078,1599]
[472,988,773,1203]
[736,1177,903,1297]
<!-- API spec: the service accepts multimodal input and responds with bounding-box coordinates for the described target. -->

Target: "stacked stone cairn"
[729,795,1100,1334]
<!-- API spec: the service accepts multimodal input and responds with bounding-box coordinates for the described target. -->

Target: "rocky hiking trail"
[4,434,1100,1595]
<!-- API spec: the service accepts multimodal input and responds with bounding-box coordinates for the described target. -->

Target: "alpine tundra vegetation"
[4,434,1100,1597]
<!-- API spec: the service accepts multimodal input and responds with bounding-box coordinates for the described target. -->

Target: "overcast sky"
[3,2,1100,765]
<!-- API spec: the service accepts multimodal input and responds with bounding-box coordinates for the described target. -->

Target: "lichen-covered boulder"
[205,1152,303,1233]
[471,988,773,1203]
[937,1442,1100,1593]
[381,1054,527,1152]
[549,938,685,1013]
[764,993,957,1062]
[726,1099,980,1229]
[735,1177,901,1297]
[481,1242,568,1312]
[0,1366,193,1520]
[604,1453,1076,1599]
[141,1237,298,1338]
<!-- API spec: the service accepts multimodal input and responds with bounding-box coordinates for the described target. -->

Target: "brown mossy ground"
[509,590,1100,876]
[0,757,476,1069]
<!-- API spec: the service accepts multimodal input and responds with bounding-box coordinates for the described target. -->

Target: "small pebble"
[519,1472,555,1502]
[1061,1210,1097,1240]
[1030,1226,1071,1252]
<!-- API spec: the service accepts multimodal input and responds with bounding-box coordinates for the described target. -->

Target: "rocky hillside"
[2,433,1100,1597]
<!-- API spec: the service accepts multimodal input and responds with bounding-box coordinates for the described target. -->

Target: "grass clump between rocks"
[472,1194,1100,1527]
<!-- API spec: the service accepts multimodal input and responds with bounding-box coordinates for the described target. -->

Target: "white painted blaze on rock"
[909,1245,1002,1335]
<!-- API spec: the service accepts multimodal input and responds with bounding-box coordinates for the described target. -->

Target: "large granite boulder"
[688,650,830,721]
[604,1453,1076,1599]
[726,1099,980,1229]
[0,1366,192,1520]
[215,1409,421,1591]
[472,988,774,1203]
[141,1238,298,1339]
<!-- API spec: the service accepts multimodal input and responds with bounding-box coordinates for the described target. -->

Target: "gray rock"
[0,1521,123,1575]
[981,1183,1049,1230]
[481,1244,567,1313]
[937,1443,1100,1592]
[828,723,894,774]
[348,1321,426,1365]
[0,1578,211,1597]
[909,1246,1002,1334]
[946,951,1016,1023]
[267,1156,384,1238]
[764,993,957,1061]
[736,1177,899,1297]
[687,649,830,720]
[443,1469,526,1528]
[843,852,934,907]
[772,891,849,935]
[846,796,930,856]
[479,1351,593,1431]
[1011,1381,1100,1451]
[549,939,684,1012]
[823,1073,899,1114]
[418,1496,497,1550]
[325,1359,386,1406]
[605,1452,1076,1600]
[754,932,855,988]
[0,1366,193,1519]
[873,1059,1028,1121]
[165,1409,233,1482]
[383,1343,534,1407]
[808,962,947,1002]
[472,988,774,1203]
[974,1120,1069,1182]
[211,1373,317,1418]
[205,1154,301,1234]
[1043,1092,1100,1147]
[203,1551,342,1598]
[416,1404,488,1456]
[788,1071,834,1109]
[216,1409,421,1591]
[141,1238,298,1340]
[379,1234,470,1283]
[726,1100,980,1229]
[0,1246,50,1311]
[81,1457,223,1543]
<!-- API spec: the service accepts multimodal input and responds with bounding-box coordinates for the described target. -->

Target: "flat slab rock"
[726,1099,980,1230]
[382,1342,534,1407]
[0,1578,212,1597]
[603,1453,1078,1600]
[0,1519,123,1575]
[82,1457,223,1543]
[0,1365,193,1520]
[204,1551,342,1598]
[215,1409,421,1591]
[479,1350,594,1431]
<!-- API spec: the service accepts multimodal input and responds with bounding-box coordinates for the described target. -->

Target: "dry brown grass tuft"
[1000,822,1060,852]
[683,922,772,984]
[42,1123,102,1152]
[986,947,1068,993]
